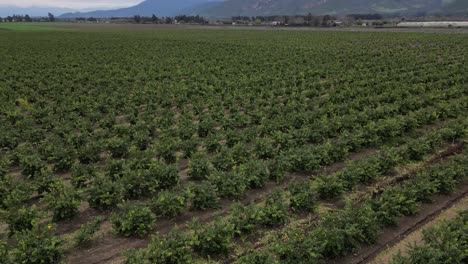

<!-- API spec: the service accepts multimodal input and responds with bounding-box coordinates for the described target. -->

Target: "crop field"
[0,27,467,264]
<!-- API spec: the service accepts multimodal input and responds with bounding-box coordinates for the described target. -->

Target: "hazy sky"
[0,0,142,9]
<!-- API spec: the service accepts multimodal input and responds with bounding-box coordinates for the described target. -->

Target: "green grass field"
[0,26,467,264]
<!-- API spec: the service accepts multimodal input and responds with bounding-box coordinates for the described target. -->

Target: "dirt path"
[369,195,468,264]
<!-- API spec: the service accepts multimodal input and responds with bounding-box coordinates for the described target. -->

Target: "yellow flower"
[47,224,53,230]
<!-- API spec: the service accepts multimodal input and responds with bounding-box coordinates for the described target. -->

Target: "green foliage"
[192,218,235,257]
[208,170,247,198]
[43,185,81,221]
[6,206,38,236]
[19,154,47,178]
[111,203,156,237]
[88,176,122,210]
[188,152,211,180]
[10,225,63,264]
[229,203,263,235]
[151,190,186,217]
[189,182,220,210]
[260,191,289,227]
[77,142,101,164]
[70,162,96,189]
[314,175,344,200]
[75,216,104,248]
[107,136,130,158]
[288,181,317,212]
[391,210,468,264]
[128,228,193,264]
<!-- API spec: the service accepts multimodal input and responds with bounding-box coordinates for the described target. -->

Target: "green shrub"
[237,159,270,189]
[229,203,263,235]
[107,136,129,158]
[289,181,317,212]
[144,228,193,264]
[371,186,419,226]
[192,218,234,257]
[148,160,179,189]
[188,152,211,180]
[152,190,186,217]
[10,225,63,264]
[0,241,10,264]
[190,182,220,210]
[88,176,122,210]
[43,186,81,222]
[313,175,344,200]
[208,170,247,198]
[71,162,96,189]
[77,142,101,164]
[6,206,38,236]
[74,216,104,248]
[260,191,289,227]
[391,210,468,264]
[236,250,279,264]
[20,154,47,178]
[111,203,156,237]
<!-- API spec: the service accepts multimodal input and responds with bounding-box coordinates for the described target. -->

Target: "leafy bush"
[237,159,270,189]
[313,175,344,200]
[192,218,235,257]
[260,191,289,227]
[391,210,468,264]
[107,136,129,158]
[111,203,156,237]
[229,203,263,235]
[20,154,47,178]
[77,142,101,164]
[71,162,96,189]
[152,190,186,217]
[88,176,122,210]
[190,182,220,210]
[188,152,211,180]
[129,228,193,264]
[371,186,419,226]
[6,206,38,236]
[75,216,104,248]
[10,225,63,264]
[208,170,247,198]
[288,181,317,212]
[43,186,81,221]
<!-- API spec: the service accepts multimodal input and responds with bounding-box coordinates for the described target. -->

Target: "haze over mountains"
[2,0,467,18]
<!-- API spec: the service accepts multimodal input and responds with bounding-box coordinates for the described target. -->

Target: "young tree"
[134,15,141,24]
[48,13,55,22]
[152,14,159,23]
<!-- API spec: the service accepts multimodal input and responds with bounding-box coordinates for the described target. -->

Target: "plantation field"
[0,27,467,264]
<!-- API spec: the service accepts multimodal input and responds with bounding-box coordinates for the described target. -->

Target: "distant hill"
[190,0,468,17]
[0,6,78,17]
[59,0,217,18]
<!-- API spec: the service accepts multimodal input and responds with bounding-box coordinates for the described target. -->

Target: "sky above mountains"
[0,0,140,9]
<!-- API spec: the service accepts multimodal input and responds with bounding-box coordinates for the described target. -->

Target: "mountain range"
[9,0,465,19]
[193,0,468,17]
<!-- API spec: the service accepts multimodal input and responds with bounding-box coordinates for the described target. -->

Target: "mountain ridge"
[56,0,468,18]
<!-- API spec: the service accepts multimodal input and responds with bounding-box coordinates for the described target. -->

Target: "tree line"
[0,13,55,22]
